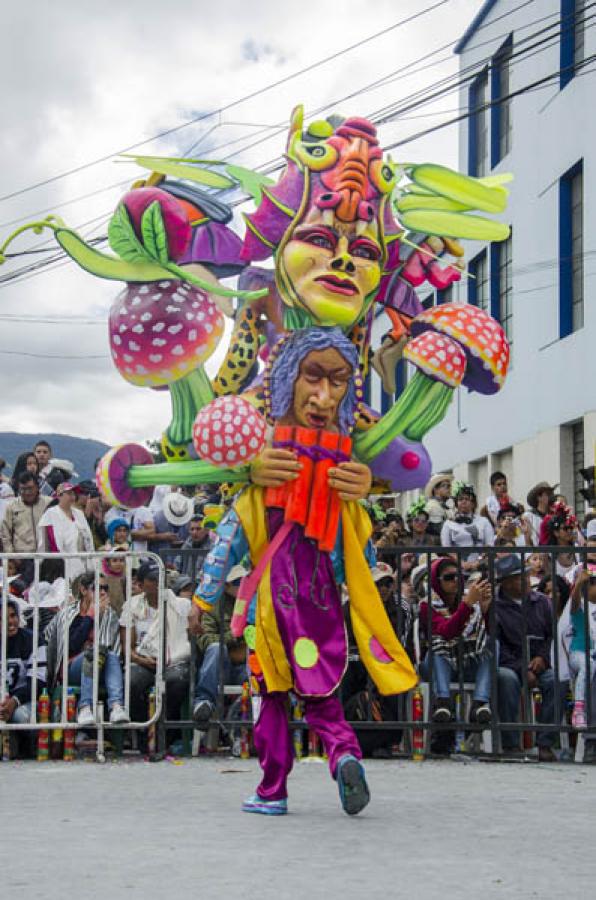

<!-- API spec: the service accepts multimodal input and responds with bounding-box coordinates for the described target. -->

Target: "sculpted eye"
[350,239,381,261]
[307,146,326,158]
[297,229,336,252]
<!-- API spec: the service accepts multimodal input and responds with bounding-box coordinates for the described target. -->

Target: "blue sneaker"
[242,794,288,816]
[336,755,370,816]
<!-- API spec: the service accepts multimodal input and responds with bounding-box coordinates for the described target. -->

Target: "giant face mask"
[241,107,400,330]
[280,212,382,328]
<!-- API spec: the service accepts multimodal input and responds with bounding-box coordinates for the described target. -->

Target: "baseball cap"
[371,562,394,582]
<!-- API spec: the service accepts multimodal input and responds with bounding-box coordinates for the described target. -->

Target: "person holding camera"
[495,504,533,547]
[44,572,129,726]
[419,557,493,729]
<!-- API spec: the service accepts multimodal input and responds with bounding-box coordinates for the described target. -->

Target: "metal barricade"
[0,551,166,762]
[4,545,596,763]
[170,543,595,763]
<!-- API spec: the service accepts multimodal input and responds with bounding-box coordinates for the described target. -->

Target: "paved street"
[2,756,595,899]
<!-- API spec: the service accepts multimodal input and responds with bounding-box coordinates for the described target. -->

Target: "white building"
[372,0,595,517]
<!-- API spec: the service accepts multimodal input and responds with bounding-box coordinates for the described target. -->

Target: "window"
[437,284,453,305]
[491,35,513,167]
[490,235,513,349]
[468,249,489,311]
[559,160,584,337]
[572,420,585,516]
[394,359,409,400]
[468,68,489,176]
[561,0,585,88]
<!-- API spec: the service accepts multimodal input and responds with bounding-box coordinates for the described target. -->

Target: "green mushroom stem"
[353,371,455,463]
[128,458,250,488]
[166,366,215,447]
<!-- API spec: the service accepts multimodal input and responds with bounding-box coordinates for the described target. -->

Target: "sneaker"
[192,700,214,729]
[432,699,453,723]
[572,702,587,730]
[77,706,95,727]
[242,794,288,816]
[109,704,130,725]
[470,701,492,726]
[336,755,370,816]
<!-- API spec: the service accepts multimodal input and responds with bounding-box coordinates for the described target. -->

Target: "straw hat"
[424,473,453,499]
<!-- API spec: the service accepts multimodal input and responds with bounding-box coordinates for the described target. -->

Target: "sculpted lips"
[314,274,358,296]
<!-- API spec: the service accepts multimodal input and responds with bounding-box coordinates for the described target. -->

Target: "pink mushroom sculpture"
[109,279,223,446]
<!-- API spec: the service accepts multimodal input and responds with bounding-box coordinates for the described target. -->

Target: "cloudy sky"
[0,0,482,446]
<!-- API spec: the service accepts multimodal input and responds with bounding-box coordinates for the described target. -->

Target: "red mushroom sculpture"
[410,302,509,393]
[109,279,223,445]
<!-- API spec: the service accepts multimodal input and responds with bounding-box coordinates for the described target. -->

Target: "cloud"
[0,0,479,448]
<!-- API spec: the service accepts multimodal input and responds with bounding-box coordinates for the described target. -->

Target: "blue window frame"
[468,67,489,176]
[559,160,584,337]
[490,235,513,349]
[491,35,513,167]
[395,360,408,400]
[561,0,585,89]
[437,284,453,305]
[468,249,489,310]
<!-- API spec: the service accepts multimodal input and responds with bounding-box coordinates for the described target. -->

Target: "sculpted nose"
[330,255,355,274]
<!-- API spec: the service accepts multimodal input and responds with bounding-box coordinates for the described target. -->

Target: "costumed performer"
[192,326,417,817]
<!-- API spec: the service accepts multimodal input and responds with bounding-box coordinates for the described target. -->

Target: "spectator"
[527,552,548,587]
[0,598,47,747]
[0,456,8,483]
[523,481,556,546]
[536,573,571,619]
[45,572,129,725]
[34,440,52,479]
[494,504,533,547]
[494,553,557,761]
[42,458,78,498]
[538,501,579,577]
[120,561,191,731]
[341,562,413,757]
[375,514,408,550]
[424,473,455,536]
[560,569,596,730]
[74,481,107,549]
[129,505,156,555]
[404,500,438,547]
[10,451,40,493]
[105,517,131,549]
[172,574,194,599]
[180,515,214,580]
[101,546,129,616]
[25,558,67,633]
[37,482,94,578]
[419,557,493,725]
[440,483,494,565]
[0,482,15,531]
[483,471,519,527]
[192,564,248,727]
[147,491,193,558]
[1,473,50,581]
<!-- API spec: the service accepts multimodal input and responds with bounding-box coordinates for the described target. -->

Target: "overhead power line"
[1,15,594,290]
[0,0,560,232]
[0,0,449,207]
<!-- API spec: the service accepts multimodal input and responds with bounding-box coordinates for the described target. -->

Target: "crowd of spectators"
[1,443,595,763]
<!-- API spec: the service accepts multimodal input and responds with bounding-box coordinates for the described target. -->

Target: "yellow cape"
[235,487,417,696]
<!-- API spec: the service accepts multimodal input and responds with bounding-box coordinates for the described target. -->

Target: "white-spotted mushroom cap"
[109,280,224,387]
[192,395,267,467]
[403,332,466,388]
[410,302,509,394]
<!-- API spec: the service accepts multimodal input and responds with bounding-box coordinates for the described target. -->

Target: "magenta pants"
[253,689,362,801]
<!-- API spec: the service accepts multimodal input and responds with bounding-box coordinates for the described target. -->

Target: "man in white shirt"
[119,561,191,734]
